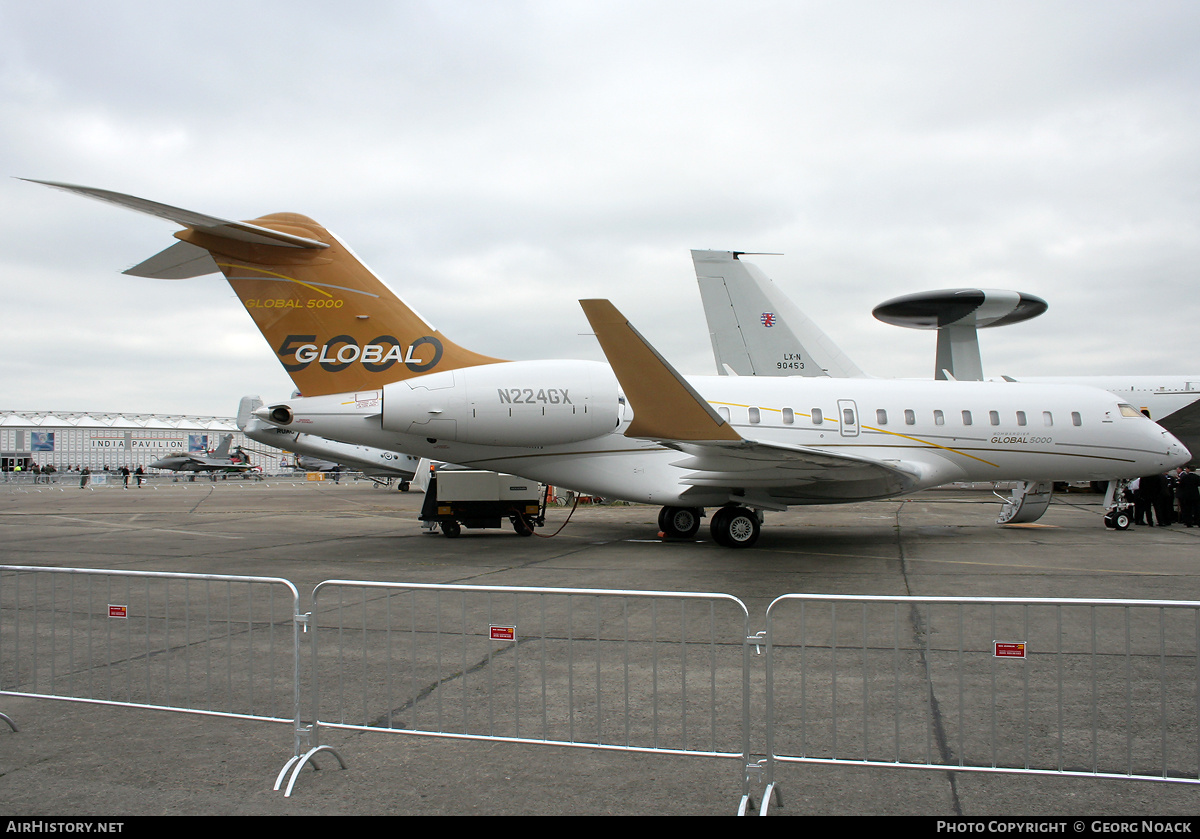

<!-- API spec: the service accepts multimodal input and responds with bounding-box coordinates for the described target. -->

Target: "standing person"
[1132,472,1161,525]
[1153,472,1175,527]
[120,465,131,489]
[135,465,145,488]
[80,466,90,489]
[1177,466,1200,528]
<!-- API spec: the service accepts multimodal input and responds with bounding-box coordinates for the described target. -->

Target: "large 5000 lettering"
[277,334,443,373]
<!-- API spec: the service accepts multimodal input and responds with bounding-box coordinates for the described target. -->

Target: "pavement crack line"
[894,501,964,817]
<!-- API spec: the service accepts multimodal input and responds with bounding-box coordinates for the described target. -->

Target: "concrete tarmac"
[0,477,1197,817]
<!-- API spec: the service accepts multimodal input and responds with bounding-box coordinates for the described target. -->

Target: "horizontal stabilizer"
[124,241,219,279]
[23,179,329,250]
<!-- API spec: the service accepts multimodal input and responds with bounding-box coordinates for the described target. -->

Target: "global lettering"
[277,334,443,374]
[497,388,572,405]
[244,298,345,310]
[991,436,1053,445]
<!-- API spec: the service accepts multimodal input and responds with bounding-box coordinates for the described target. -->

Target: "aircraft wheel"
[398,481,410,492]
[711,506,760,548]
[659,506,702,538]
[440,521,461,538]
[1106,511,1131,531]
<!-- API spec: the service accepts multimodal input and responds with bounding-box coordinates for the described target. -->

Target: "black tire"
[440,520,461,538]
[722,507,761,548]
[660,506,701,538]
[709,507,733,546]
[1113,511,1131,531]
[511,515,534,537]
[711,506,760,548]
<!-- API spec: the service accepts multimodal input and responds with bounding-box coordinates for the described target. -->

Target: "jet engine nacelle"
[381,360,621,447]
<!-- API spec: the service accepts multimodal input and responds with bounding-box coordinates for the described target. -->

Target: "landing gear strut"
[1102,479,1133,531]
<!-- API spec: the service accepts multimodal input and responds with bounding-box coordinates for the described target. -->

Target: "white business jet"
[236,396,420,488]
[29,181,1190,547]
[693,249,1200,524]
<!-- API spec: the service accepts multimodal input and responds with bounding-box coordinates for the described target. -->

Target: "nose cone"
[1164,431,1191,469]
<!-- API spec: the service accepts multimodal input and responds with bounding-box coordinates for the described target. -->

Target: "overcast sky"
[2,1,1198,417]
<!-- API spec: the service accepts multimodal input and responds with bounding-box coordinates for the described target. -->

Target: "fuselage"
[998,376,1200,422]
[256,363,1190,507]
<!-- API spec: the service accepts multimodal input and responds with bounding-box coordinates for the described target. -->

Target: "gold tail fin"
[28,180,504,396]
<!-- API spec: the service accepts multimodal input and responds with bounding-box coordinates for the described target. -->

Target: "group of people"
[1131,465,1200,527]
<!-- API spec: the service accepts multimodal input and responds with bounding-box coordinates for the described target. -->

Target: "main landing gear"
[658,505,763,548]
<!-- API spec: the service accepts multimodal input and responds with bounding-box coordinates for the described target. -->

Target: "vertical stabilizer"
[28,180,506,397]
[691,250,866,378]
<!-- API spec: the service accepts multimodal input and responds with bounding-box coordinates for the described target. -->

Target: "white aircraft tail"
[692,250,866,378]
[236,396,263,430]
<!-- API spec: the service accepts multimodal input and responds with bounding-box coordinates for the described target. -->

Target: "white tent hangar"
[0,410,278,473]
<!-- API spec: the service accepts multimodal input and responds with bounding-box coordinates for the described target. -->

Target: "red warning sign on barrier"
[994,641,1026,658]
[490,625,515,641]
[109,605,128,619]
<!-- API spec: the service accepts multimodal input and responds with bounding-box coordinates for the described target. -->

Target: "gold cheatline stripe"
[710,401,1000,468]
[216,262,333,298]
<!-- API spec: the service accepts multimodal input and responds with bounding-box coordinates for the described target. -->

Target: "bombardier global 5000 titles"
[30,180,1190,547]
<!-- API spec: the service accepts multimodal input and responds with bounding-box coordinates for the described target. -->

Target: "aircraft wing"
[580,299,924,502]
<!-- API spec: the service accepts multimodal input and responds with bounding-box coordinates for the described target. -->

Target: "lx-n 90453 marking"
[31,179,1190,548]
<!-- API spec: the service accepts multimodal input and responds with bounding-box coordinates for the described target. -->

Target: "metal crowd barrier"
[5,566,1200,813]
[759,594,1200,814]
[283,581,754,799]
[0,565,302,738]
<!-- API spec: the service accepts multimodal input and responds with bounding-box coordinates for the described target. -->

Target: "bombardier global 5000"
[692,249,1200,524]
[30,180,1190,547]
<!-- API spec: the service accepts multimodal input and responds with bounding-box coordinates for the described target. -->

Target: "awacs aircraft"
[30,181,1190,547]
[692,249,1200,523]
[149,434,257,473]
[237,396,420,489]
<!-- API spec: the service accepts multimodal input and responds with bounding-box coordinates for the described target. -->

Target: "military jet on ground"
[149,435,258,473]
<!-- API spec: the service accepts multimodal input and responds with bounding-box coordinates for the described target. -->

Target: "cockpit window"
[1118,403,1142,418]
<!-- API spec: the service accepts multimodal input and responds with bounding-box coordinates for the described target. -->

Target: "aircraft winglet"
[580,299,740,442]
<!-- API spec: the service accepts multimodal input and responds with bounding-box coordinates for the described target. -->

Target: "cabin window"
[842,408,855,426]
[904,409,915,426]
[1016,411,1027,427]
[718,407,730,422]
[812,408,824,425]
[989,410,1000,426]
[876,409,888,425]
[962,410,973,426]
[1043,411,1053,427]
[1071,411,1082,427]
[782,407,795,425]
[934,410,945,426]
[748,407,761,424]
